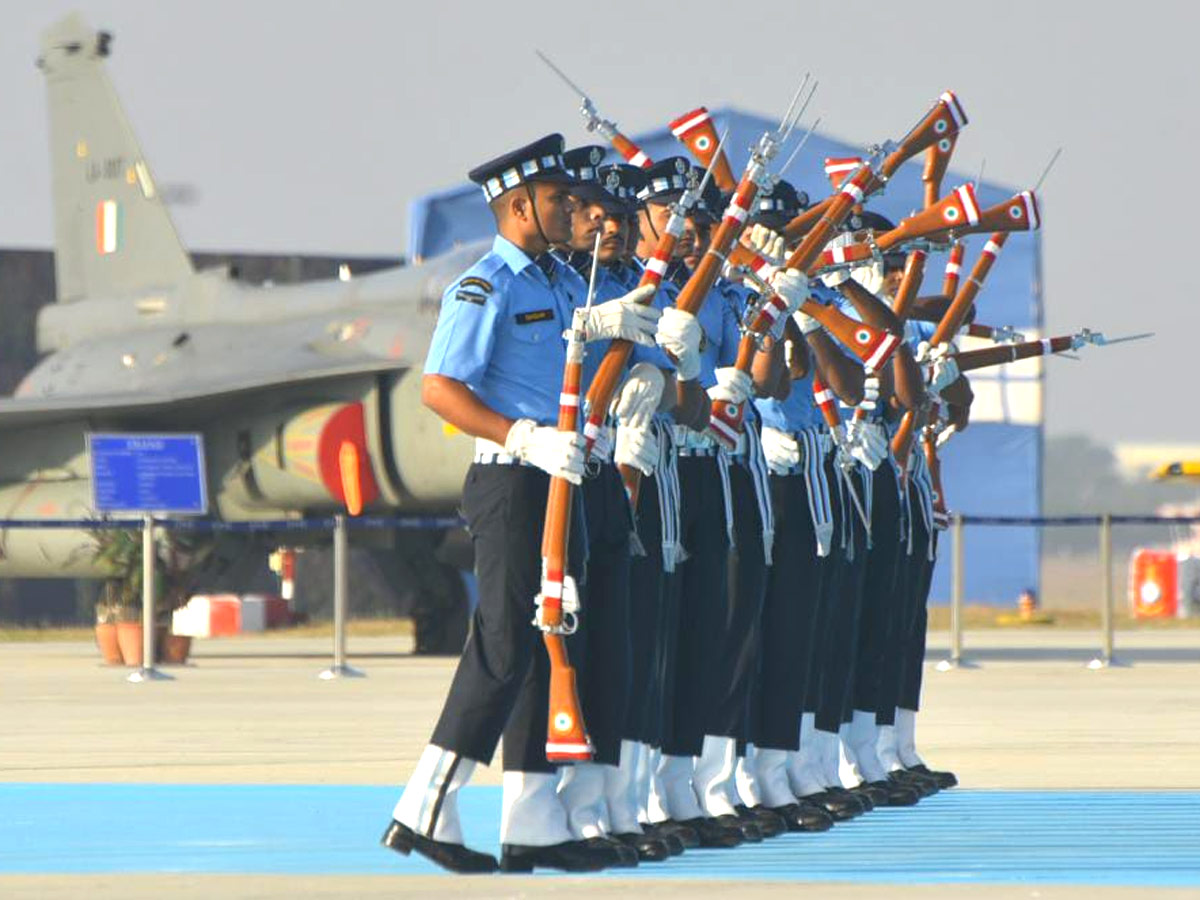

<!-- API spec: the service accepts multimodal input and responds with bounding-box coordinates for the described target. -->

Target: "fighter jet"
[0,13,477,579]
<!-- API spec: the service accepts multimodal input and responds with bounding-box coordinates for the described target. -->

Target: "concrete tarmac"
[2,628,1199,898]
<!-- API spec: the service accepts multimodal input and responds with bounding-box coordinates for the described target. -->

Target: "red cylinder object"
[1129,549,1178,619]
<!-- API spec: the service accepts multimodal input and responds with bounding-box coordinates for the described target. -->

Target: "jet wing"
[0,357,407,427]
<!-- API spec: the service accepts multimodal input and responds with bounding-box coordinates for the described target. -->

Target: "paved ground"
[2,628,1198,898]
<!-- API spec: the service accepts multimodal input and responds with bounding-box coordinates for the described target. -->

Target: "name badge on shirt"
[515,309,554,325]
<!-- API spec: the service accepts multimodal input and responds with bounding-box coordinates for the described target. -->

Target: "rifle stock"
[539,315,593,763]
[669,107,736,191]
[924,190,1040,243]
[874,184,980,252]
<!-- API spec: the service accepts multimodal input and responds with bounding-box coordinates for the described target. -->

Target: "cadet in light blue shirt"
[426,234,576,425]
[392,133,663,877]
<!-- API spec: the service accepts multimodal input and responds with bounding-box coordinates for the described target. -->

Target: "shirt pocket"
[508,304,561,345]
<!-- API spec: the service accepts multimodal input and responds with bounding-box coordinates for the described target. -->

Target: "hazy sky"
[1,1,1197,446]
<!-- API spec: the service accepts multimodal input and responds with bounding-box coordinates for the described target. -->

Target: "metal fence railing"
[939,513,1200,672]
[0,515,461,683]
[5,512,1199,680]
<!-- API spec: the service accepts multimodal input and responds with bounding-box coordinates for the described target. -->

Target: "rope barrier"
[0,516,465,531]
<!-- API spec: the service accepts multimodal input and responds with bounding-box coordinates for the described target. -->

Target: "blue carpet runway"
[3,785,1198,887]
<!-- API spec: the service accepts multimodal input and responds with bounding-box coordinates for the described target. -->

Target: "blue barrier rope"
[0,516,464,532]
[961,515,1200,526]
[2,514,1196,531]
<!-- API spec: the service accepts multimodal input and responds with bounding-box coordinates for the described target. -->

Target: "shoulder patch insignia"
[459,276,493,294]
[515,309,554,325]
[455,290,487,305]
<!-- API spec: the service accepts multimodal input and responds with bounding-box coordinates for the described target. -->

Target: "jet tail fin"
[38,13,193,303]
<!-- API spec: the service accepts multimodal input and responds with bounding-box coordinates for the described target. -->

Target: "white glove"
[792,306,821,335]
[936,423,957,449]
[761,426,801,474]
[845,419,888,470]
[820,233,853,288]
[744,223,785,265]
[768,267,809,318]
[655,307,702,381]
[849,259,885,296]
[583,284,659,345]
[919,342,959,395]
[591,425,614,461]
[534,573,580,632]
[613,362,665,428]
[615,422,660,475]
[707,367,753,406]
[504,418,585,484]
[859,374,881,412]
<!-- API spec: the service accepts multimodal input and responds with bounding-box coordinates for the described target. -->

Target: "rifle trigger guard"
[560,611,579,636]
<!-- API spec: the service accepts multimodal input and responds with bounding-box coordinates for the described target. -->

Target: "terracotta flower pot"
[95,623,123,665]
[116,622,144,666]
[160,633,192,665]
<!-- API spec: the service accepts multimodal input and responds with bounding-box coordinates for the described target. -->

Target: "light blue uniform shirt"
[696,276,742,389]
[756,371,823,432]
[424,235,574,425]
[905,318,936,351]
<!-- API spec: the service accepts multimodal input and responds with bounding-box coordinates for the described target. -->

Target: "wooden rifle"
[708,91,970,446]
[536,50,653,168]
[579,133,730,461]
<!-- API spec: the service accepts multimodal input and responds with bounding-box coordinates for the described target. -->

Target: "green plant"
[87,526,215,621]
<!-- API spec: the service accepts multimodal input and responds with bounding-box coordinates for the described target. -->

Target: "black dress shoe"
[803,790,862,820]
[909,763,958,789]
[500,839,617,873]
[612,831,672,862]
[650,820,698,849]
[585,836,638,867]
[869,779,920,806]
[889,768,939,797]
[718,812,762,842]
[380,819,498,874]
[851,782,888,808]
[735,804,787,838]
[839,785,874,811]
[767,802,834,832]
[678,816,744,848]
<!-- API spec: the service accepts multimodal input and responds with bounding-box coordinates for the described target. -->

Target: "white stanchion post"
[1088,514,1117,669]
[937,513,967,671]
[319,514,365,680]
[128,515,172,683]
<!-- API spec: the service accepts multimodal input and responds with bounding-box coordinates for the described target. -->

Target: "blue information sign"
[88,433,208,514]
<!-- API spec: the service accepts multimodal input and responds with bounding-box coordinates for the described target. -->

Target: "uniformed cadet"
[778,272,872,820]
[821,217,926,807]
[684,176,795,840]
[383,134,667,874]
[569,161,693,858]
[550,146,675,863]
[729,183,834,832]
[874,310,963,793]
[618,157,711,849]
[647,164,809,847]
